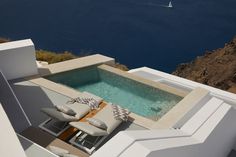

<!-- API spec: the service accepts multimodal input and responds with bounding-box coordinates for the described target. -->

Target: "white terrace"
[0,39,236,157]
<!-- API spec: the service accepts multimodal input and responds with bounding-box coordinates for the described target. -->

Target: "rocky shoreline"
[173,36,236,94]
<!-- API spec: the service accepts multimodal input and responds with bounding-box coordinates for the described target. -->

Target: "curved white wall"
[147,107,236,157]
[92,99,236,157]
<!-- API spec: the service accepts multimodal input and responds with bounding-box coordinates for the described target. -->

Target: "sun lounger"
[70,104,122,136]
[41,103,90,122]
[69,104,124,154]
[40,92,103,137]
[40,103,91,137]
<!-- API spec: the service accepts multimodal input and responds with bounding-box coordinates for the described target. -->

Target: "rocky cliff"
[173,36,236,94]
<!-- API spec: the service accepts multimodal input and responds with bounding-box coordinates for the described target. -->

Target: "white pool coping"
[98,65,188,98]
[37,54,115,76]
[129,67,236,128]
[129,67,236,106]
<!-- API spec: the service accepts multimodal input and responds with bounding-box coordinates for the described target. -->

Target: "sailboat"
[168,1,173,8]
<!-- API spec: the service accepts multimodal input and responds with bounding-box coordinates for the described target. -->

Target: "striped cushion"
[112,104,130,121]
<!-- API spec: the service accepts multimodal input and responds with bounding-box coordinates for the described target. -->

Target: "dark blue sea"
[0,0,236,72]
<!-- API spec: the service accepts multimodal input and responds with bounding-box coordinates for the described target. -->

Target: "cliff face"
[173,36,236,94]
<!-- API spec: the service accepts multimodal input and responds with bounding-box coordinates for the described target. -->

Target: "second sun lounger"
[69,104,123,154]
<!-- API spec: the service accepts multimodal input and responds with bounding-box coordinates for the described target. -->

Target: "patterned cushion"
[86,118,108,130]
[55,105,76,116]
[112,104,130,121]
[67,97,99,110]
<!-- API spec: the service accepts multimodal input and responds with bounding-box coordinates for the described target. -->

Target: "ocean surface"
[0,0,236,72]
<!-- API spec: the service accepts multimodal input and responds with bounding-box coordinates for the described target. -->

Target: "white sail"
[168,1,173,8]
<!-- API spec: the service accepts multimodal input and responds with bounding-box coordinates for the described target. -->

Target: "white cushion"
[49,146,69,156]
[55,105,76,116]
[87,118,107,130]
[41,108,79,121]
[70,122,108,136]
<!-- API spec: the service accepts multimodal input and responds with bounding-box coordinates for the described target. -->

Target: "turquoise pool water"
[45,66,183,120]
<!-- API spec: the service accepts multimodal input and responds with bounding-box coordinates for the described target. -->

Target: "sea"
[0,0,236,72]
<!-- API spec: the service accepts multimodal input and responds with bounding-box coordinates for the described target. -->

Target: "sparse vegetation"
[35,50,77,64]
[0,37,129,70]
[0,37,10,43]
[111,62,129,71]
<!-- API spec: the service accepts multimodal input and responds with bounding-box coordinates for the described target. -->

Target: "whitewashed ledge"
[37,54,115,76]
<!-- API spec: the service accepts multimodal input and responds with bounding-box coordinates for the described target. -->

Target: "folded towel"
[83,91,103,103]
[67,92,103,110]
[75,97,99,110]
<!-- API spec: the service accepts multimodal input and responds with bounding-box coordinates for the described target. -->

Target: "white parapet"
[0,39,38,80]
[0,103,27,157]
[92,100,235,157]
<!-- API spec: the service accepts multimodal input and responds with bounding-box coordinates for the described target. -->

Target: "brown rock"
[173,36,236,94]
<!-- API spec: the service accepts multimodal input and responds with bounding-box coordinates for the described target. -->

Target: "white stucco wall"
[146,109,236,157]
[0,71,31,133]
[93,100,236,157]
[0,104,27,157]
[0,39,38,80]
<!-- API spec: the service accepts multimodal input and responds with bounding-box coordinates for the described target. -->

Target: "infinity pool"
[45,66,183,120]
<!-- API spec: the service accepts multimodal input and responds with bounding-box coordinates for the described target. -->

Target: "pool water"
[45,66,182,120]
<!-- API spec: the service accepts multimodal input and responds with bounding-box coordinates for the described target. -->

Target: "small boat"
[168,1,173,8]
